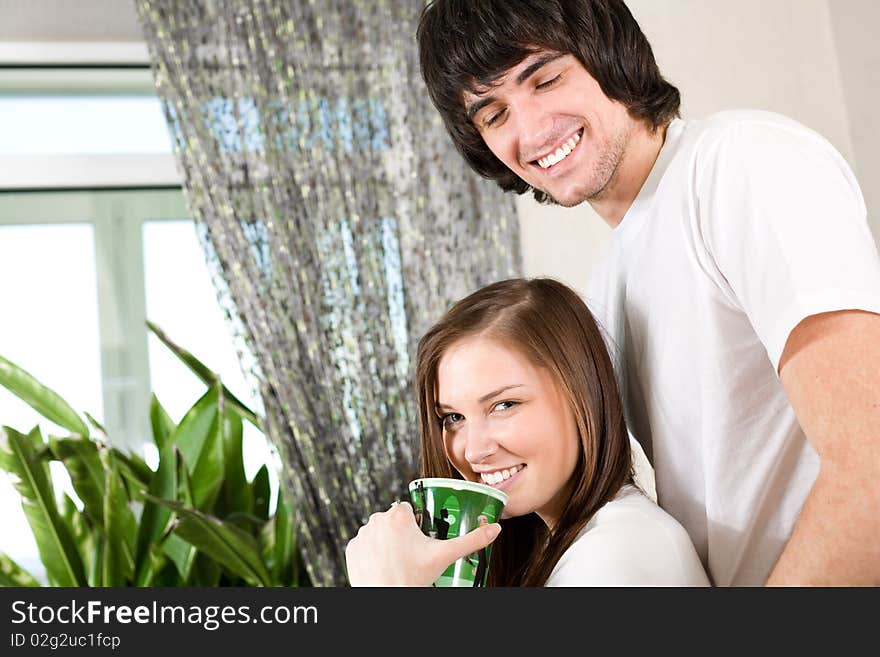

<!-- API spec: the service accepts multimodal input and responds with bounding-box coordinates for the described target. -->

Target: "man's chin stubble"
[543,132,628,207]
[542,170,616,207]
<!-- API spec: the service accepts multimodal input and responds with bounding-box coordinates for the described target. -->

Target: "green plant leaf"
[189,390,225,511]
[161,451,197,581]
[190,552,222,586]
[0,355,89,436]
[224,511,265,530]
[219,410,252,516]
[161,531,197,583]
[48,436,105,531]
[275,485,296,585]
[154,498,271,587]
[100,449,136,586]
[260,486,294,585]
[61,493,87,543]
[259,514,276,569]
[83,412,109,438]
[0,550,40,587]
[0,426,87,586]
[112,449,153,499]
[120,449,153,480]
[170,384,220,480]
[133,445,178,585]
[252,464,270,522]
[138,545,171,587]
[60,493,97,586]
[149,394,175,453]
[146,321,261,429]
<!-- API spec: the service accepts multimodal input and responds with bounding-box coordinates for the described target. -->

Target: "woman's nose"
[464,423,498,464]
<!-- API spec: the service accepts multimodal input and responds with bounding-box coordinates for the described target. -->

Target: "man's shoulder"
[645,110,830,198]
[699,108,805,131]
[684,109,832,158]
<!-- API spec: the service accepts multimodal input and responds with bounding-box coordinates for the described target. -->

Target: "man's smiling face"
[464,51,638,207]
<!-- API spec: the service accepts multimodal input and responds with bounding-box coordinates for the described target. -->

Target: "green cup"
[408,477,508,587]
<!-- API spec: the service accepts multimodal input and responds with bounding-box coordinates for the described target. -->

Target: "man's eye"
[536,74,561,90]
[485,108,507,127]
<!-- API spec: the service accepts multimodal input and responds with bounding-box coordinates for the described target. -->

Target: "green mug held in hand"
[408,478,508,587]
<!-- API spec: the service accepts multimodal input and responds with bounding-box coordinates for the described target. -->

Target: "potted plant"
[0,322,309,587]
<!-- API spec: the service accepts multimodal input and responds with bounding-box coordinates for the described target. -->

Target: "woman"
[345,278,708,586]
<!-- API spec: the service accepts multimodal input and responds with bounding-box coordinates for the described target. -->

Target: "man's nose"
[464,421,498,464]
[512,98,553,158]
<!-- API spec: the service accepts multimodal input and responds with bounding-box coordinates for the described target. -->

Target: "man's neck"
[589,121,669,229]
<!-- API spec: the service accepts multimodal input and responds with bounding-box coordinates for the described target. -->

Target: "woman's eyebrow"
[435,384,526,411]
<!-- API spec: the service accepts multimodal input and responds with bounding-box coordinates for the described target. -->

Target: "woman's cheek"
[443,432,466,474]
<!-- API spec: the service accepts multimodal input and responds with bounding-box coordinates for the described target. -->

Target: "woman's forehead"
[435,336,550,400]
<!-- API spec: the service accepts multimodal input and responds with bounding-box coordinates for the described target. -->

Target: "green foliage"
[0,323,309,587]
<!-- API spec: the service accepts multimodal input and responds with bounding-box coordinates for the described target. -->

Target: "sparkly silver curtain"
[136,0,521,586]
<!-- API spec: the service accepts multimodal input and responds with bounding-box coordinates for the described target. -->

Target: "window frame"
[0,65,188,449]
[0,189,189,450]
[0,66,179,190]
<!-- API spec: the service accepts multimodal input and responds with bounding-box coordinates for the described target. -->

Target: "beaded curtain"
[136,0,521,586]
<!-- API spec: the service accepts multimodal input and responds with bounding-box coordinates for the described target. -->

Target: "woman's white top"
[546,485,710,586]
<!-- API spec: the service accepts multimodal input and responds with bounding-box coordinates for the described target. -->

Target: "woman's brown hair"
[415,278,632,585]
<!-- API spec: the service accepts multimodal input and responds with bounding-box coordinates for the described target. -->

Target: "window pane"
[142,221,277,493]
[0,96,172,155]
[0,223,102,577]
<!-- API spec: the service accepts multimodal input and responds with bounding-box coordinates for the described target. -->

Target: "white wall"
[519,0,874,293]
[828,0,880,243]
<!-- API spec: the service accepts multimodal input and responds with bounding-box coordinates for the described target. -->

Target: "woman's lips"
[489,464,526,493]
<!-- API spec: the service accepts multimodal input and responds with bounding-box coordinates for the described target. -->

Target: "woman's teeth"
[537,131,581,169]
[480,464,524,486]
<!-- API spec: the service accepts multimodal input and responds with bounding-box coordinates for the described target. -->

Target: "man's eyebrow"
[465,53,565,121]
[466,95,497,122]
[515,52,565,85]
[435,384,526,411]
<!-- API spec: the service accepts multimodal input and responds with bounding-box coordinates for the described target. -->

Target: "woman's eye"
[493,400,518,413]
[536,74,561,90]
[440,413,464,430]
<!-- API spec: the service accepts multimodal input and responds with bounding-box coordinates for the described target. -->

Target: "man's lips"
[527,127,584,170]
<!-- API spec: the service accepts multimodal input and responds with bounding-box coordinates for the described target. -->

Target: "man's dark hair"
[417,0,681,204]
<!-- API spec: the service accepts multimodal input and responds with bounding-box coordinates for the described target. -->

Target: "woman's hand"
[345,501,502,586]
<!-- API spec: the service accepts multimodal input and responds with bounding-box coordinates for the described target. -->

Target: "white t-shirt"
[585,110,880,586]
[546,485,709,586]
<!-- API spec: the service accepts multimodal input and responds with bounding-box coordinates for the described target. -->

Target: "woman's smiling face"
[435,334,581,529]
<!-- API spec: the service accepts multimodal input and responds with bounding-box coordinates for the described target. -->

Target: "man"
[417,0,880,586]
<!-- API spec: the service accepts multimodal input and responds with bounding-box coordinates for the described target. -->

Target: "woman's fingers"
[388,500,414,516]
[346,502,501,586]
[345,502,433,586]
[434,521,502,567]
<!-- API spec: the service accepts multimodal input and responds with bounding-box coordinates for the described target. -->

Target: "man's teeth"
[537,132,581,169]
[480,464,524,485]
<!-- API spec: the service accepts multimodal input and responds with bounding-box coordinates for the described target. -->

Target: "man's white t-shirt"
[546,484,709,586]
[585,110,880,586]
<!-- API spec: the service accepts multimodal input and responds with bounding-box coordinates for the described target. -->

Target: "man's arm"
[769,309,880,585]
